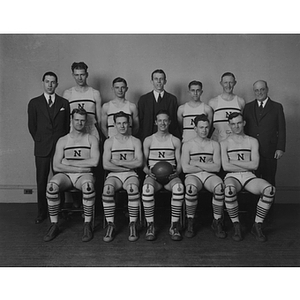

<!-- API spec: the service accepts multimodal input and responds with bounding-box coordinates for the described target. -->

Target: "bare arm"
[172,136,182,175]
[100,103,109,138]
[181,142,203,173]
[93,89,102,128]
[130,103,139,136]
[177,105,184,138]
[220,139,244,172]
[142,136,152,176]
[62,89,71,101]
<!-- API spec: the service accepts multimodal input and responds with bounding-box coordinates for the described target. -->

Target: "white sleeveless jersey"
[211,95,243,142]
[188,139,214,164]
[226,136,252,162]
[182,102,206,143]
[148,134,176,170]
[107,100,132,138]
[64,134,91,161]
[68,86,99,139]
[111,136,135,163]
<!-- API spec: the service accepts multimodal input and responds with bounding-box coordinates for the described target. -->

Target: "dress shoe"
[35,214,47,224]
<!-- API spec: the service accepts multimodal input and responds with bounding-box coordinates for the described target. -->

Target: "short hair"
[155,109,170,119]
[188,80,203,89]
[253,80,268,89]
[42,71,58,82]
[71,108,87,119]
[221,72,236,81]
[71,62,88,72]
[228,112,243,122]
[112,77,127,86]
[151,69,166,80]
[113,111,130,123]
[194,114,210,126]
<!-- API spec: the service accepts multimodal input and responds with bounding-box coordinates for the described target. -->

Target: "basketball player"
[102,111,143,242]
[209,72,245,142]
[177,80,213,143]
[44,108,100,242]
[142,110,184,241]
[101,77,139,138]
[220,112,275,242]
[181,114,226,238]
[63,62,102,140]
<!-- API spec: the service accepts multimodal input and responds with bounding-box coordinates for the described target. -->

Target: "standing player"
[209,72,245,142]
[44,108,100,242]
[142,110,184,241]
[177,80,213,143]
[181,114,225,238]
[101,77,139,138]
[63,62,102,140]
[220,112,275,242]
[102,111,143,242]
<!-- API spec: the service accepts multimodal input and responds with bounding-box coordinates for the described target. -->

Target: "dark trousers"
[255,156,277,186]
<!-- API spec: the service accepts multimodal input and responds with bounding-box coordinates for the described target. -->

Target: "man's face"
[72,69,88,86]
[220,75,236,94]
[43,75,58,95]
[195,120,209,138]
[114,116,129,135]
[228,115,245,135]
[112,82,128,99]
[72,113,87,131]
[253,81,268,101]
[189,85,203,101]
[155,113,170,132]
[151,73,166,92]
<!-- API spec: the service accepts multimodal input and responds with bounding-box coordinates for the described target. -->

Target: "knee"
[102,184,115,197]
[142,183,154,196]
[172,182,184,194]
[263,185,276,199]
[214,182,225,196]
[185,184,197,197]
[126,183,139,195]
[82,181,95,200]
[46,182,60,200]
[225,185,237,197]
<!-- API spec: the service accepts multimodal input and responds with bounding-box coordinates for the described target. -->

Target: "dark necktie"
[259,101,263,112]
[48,95,53,107]
[158,93,162,102]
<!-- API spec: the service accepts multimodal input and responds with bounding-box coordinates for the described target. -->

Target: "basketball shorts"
[224,171,256,187]
[106,171,138,184]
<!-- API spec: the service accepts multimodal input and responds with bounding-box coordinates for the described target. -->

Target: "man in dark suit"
[137,69,180,142]
[28,71,70,224]
[243,80,286,186]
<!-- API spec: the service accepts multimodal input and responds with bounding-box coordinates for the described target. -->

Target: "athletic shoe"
[211,218,227,239]
[82,222,93,242]
[44,223,59,242]
[169,222,182,241]
[103,222,115,243]
[185,217,195,238]
[128,221,139,242]
[145,222,156,241]
[251,222,267,242]
[232,222,243,242]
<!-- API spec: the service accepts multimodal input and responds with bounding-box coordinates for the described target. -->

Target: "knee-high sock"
[171,184,184,223]
[102,185,115,223]
[142,184,155,223]
[128,185,140,223]
[185,189,198,219]
[255,186,275,223]
[225,186,239,223]
[46,183,60,223]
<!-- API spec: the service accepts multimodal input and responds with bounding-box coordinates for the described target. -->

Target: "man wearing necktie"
[243,80,286,187]
[137,69,180,142]
[28,72,70,224]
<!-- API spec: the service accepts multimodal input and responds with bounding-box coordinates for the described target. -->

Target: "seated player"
[102,111,143,242]
[44,108,100,242]
[220,112,275,242]
[142,110,184,241]
[181,114,226,238]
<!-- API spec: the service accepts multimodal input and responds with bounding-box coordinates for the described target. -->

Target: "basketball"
[151,161,174,185]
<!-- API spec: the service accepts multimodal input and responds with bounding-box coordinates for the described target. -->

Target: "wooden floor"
[0,199,300,267]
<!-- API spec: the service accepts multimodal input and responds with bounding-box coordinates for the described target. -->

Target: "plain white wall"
[0,34,299,202]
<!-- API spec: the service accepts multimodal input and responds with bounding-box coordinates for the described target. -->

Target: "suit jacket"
[28,94,70,157]
[243,98,286,159]
[137,90,179,141]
